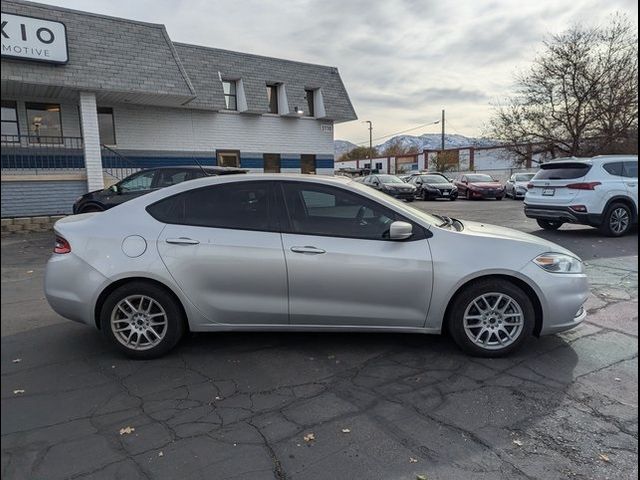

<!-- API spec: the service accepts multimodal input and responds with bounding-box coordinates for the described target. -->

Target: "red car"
[454,174,505,200]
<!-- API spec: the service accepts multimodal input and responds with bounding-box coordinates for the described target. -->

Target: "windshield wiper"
[437,215,454,228]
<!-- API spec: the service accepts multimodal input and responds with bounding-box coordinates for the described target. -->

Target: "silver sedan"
[44,175,589,358]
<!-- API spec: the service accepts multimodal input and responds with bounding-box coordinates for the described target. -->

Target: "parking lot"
[1,199,637,480]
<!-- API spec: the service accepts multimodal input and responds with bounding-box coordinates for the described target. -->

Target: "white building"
[1,0,357,217]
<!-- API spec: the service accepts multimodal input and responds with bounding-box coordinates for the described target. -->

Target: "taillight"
[54,235,71,254]
[570,205,588,212]
[527,183,534,189]
[567,182,601,190]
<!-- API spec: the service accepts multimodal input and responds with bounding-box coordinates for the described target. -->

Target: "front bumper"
[519,263,589,336]
[469,190,504,199]
[524,204,602,227]
[385,190,416,200]
[425,188,458,199]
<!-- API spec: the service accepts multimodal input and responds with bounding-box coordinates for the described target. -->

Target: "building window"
[217,150,240,167]
[375,162,383,170]
[301,154,316,174]
[1,100,19,141]
[26,102,62,143]
[304,89,315,117]
[222,80,237,110]
[97,107,116,145]
[263,153,281,173]
[267,84,279,114]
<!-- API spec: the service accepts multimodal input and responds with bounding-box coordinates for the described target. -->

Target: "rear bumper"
[524,204,602,227]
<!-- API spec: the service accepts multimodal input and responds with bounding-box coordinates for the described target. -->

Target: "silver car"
[44,175,589,358]
[506,172,536,199]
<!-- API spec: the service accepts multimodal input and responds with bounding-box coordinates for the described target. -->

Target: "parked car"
[361,174,417,201]
[505,172,536,199]
[72,166,246,214]
[407,173,458,201]
[454,174,505,200]
[45,174,589,359]
[524,155,638,236]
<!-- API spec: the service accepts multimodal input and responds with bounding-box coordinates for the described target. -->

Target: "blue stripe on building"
[281,154,301,169]
[316,155,334,169]
[240,157,264,169]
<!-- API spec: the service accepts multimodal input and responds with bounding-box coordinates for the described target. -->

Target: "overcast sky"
[38,0,638,144]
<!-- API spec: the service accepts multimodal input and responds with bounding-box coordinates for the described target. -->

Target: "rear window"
[534,163,591,180]
[623,161,638,178]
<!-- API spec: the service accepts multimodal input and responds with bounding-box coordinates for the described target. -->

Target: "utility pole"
[364,120,373,172]
[441,109,445,151]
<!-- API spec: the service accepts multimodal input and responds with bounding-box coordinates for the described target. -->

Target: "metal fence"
[1,135,85,174]
[101,145,141,181]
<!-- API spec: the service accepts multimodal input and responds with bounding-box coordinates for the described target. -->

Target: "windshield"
[421,175,449,184]
[350,180,442,226]
[466,174,494,182]
[535,162,591,180]
[515,173,535,182]
[377,175,404,184]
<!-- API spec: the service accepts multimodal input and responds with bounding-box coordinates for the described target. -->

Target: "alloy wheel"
[462,292,525,350]
[610,207,630,235]
[110,295,168,351]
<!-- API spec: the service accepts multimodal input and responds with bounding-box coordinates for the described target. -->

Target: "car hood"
[383,183,414,189]
[424,183,455,188]
[469,182,503,188]
[457,220,576,256]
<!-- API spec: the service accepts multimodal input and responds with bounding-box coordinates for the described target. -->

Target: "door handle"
[166,237,200,245]
[626,183,637,187]
[290,246,326,255]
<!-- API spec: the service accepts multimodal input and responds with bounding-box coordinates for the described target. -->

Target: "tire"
[422,191,430,201]
[406,198,414,203]
[496,196,503,201]
[600,202,632,237]
[80,205,104,213]
[449,195,457,201]
[465,190,472,200]
[536,219,563,230]
[100,281,186,359]
[447,279,535,357]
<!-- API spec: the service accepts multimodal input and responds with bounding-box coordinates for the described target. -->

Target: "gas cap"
[121,235,147,258]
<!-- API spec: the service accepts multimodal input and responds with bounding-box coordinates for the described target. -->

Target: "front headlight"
[533,253,583,274]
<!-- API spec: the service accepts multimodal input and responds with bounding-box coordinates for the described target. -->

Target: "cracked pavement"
[1,199,637,479]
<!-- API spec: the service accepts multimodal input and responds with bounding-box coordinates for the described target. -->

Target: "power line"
[352,120,440,146]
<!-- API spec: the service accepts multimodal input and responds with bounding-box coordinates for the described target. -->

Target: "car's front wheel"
[447,279,535,357]
[537,219,563,230]
[600,202,632,237]
[100,281,186,359]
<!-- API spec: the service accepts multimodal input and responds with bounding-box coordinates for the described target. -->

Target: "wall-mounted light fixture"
[294,106,304,115]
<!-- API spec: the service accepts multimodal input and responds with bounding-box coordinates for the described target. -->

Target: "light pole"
[363,120,373,173]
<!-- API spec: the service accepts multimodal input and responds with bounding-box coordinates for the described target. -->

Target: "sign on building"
[1,13,68,64]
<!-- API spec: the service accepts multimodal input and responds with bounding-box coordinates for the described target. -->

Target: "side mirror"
[110,184,120,194]
[389,221,413,240]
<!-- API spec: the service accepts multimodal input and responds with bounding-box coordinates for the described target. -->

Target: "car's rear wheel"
[600,203,632,237]
[448,279,535,357]
[100,281,186,359]
[536,219,563,230]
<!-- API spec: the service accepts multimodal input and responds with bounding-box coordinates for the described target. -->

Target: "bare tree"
[338,145,379,162]
[489,14,638,162]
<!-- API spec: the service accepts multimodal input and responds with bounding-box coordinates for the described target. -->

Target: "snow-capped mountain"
[335,134,497,159]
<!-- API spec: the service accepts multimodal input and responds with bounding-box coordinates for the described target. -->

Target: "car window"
[119,171,156,193]
[534,162,591,180]
[622,161,638,178]
[603,162,624,176]
[154,169,191,188]
[466,174,494,182]
[146,181,274,231]
[515,174,535,182]
[422,175,448,184]
[281,182,423,241]
[377,175,404,184]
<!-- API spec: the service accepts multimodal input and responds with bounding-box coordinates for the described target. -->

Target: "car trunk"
[526,162,592,206]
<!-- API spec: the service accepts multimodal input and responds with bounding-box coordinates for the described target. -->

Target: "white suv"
[524,155,638,236]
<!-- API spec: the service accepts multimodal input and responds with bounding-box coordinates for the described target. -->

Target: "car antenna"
[187,108,212,176]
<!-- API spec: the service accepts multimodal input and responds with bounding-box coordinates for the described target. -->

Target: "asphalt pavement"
[1,198,637,480]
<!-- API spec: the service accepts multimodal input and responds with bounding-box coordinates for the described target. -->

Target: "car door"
[278,181,433,328]
[154,180,288,325]
[622,160,638,211]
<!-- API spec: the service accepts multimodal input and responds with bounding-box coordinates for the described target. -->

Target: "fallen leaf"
[598,453,610,463]
[13,389,25,395]
[614,378,621,382]
[12,358,22,363]
[513,439,524,447]
[303,433,315,443]
[215,396,222,400]
[158,451,164,457]
[409,457,418,463]
[341,428,351,434]
[328,355,336,359]
[26,270,33,274]
[416,475,428,480]
[119,426,135,435]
